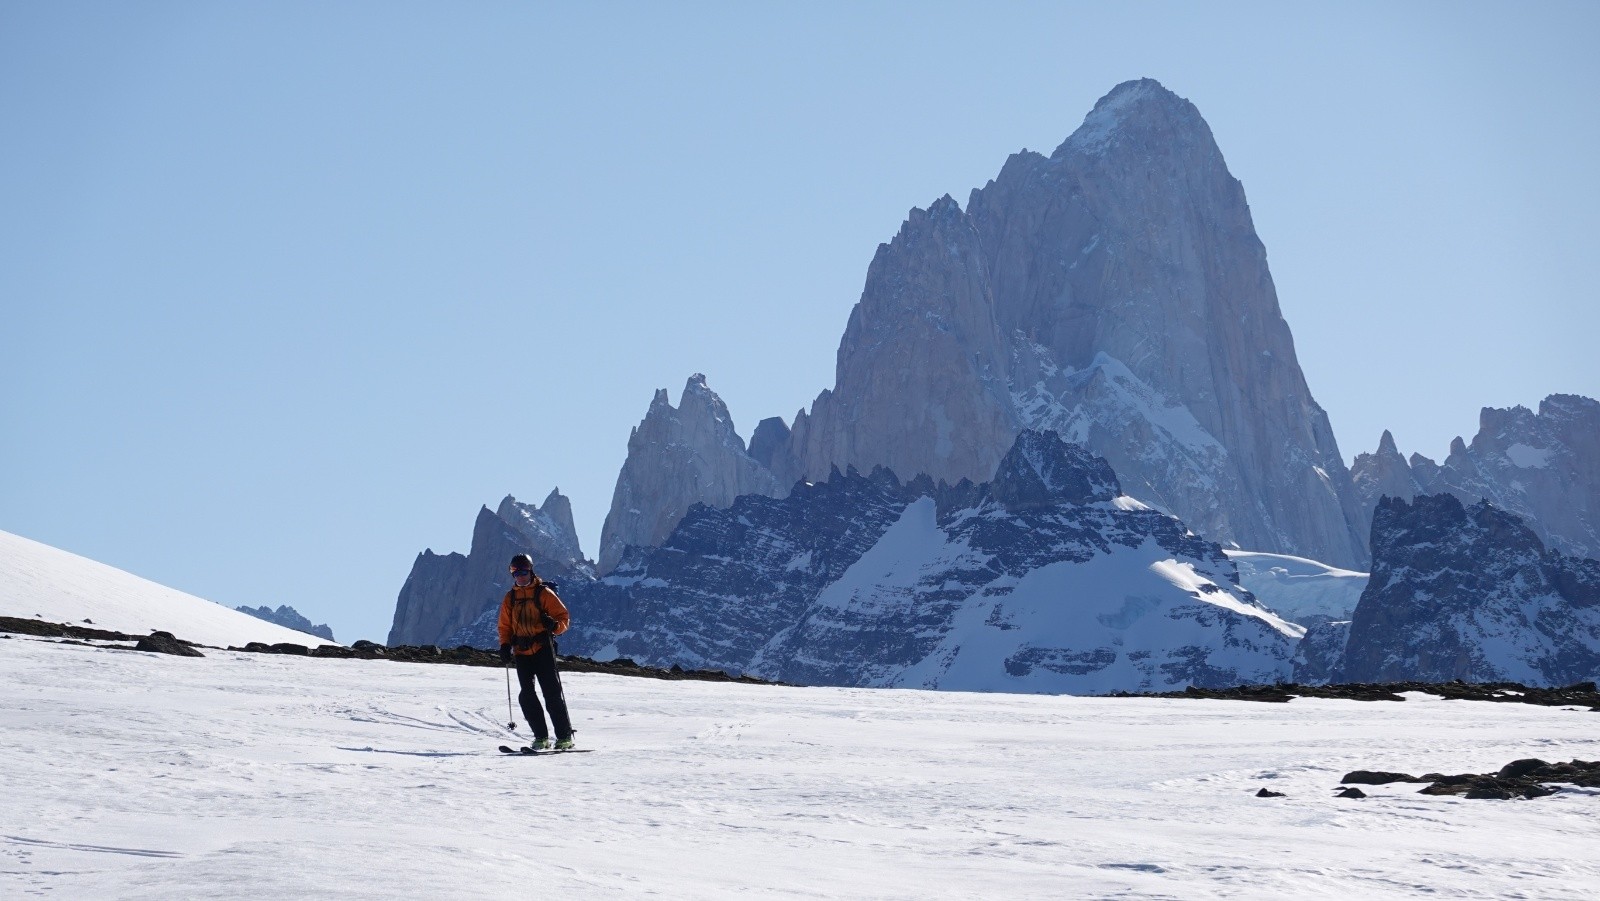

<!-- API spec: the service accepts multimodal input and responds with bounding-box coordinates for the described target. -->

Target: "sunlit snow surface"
[3,638,1598,898]
[0,530,334,647]
[1225,549,1370,625]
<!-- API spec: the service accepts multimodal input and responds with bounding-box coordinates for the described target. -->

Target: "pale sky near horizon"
[3,2,1596,643]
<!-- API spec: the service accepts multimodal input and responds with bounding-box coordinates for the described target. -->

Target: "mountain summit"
[598,374,783,572]
[750,78,1368,567]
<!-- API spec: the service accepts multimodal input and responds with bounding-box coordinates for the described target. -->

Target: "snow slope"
[1225,549,1369,625]
[780,497,1301,693]
[3,635,1597,899]
[0,529,334,647]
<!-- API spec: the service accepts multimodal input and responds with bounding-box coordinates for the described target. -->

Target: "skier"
[498,553,575,750]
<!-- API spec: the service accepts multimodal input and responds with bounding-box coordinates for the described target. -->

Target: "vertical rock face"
[786,195,1019,495]
[1291,619,1351,684]
[775,79,1366,568]
[496,490,586,572]
[1354,395,1600,561]
[387,490,590,646]
[1340,493,1600,686]
[388,549,470,647]
[597,374,783,573]
[748,416,803,489]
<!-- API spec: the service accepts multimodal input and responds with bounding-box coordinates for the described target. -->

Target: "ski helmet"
[509,553,534,572]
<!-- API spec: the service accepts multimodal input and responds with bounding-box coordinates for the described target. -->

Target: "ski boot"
[554,737,575,751]
[530,738,551,751]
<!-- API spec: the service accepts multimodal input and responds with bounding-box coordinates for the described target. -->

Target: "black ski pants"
[513,642,572,741]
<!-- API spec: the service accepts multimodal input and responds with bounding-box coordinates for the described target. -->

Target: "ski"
[497,745,593,755]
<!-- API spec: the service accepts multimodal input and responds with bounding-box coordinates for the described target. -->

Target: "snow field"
[3,636,1599,899]
[0,530,333,647]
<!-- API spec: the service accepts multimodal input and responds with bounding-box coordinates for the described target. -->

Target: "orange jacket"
[497,580,570,655]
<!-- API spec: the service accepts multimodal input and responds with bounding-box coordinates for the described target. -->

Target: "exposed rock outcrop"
[387,489,591,646]
[1369,759,1600,800]
[134,630,205,657]
[1291,619,1351,684]
[1354,395,1600,561]
[1339,493,1600,685]
[597,374,784,573]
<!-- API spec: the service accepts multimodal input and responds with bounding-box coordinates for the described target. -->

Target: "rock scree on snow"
[1337,759,1600,800]
[0,616,778,685]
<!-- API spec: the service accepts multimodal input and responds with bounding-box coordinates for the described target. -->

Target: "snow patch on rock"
[1505,443,1552,469]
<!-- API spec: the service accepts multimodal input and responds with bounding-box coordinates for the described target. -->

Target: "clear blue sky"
[4,2,1596,643]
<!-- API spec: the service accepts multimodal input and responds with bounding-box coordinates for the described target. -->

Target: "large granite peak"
[761,78,1366,567]
[597,374,783,573]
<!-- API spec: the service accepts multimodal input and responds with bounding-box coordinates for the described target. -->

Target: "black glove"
[499,644,512,664]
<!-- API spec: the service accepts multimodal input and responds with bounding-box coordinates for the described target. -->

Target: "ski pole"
[504,661,517,731]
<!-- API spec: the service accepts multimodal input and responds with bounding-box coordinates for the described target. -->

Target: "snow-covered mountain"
[1351,394,1600,562]
[600,79,1368,572]
[461,431,1303,693]
[0,529,333,647]
[1302,494,1600,686]
[388,490,591,646]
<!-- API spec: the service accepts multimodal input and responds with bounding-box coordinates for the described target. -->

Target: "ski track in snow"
[4,637,1600,899]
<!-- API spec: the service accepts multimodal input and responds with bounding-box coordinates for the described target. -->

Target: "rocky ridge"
[1115,678,1600,709]
[460,431,1305,693]
[597,374,783,573]
[1300,493,1600,686]
[1352,395,1600,560]
[387,490,592,646]
[236,604,334,642]
[0,615,774,684]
